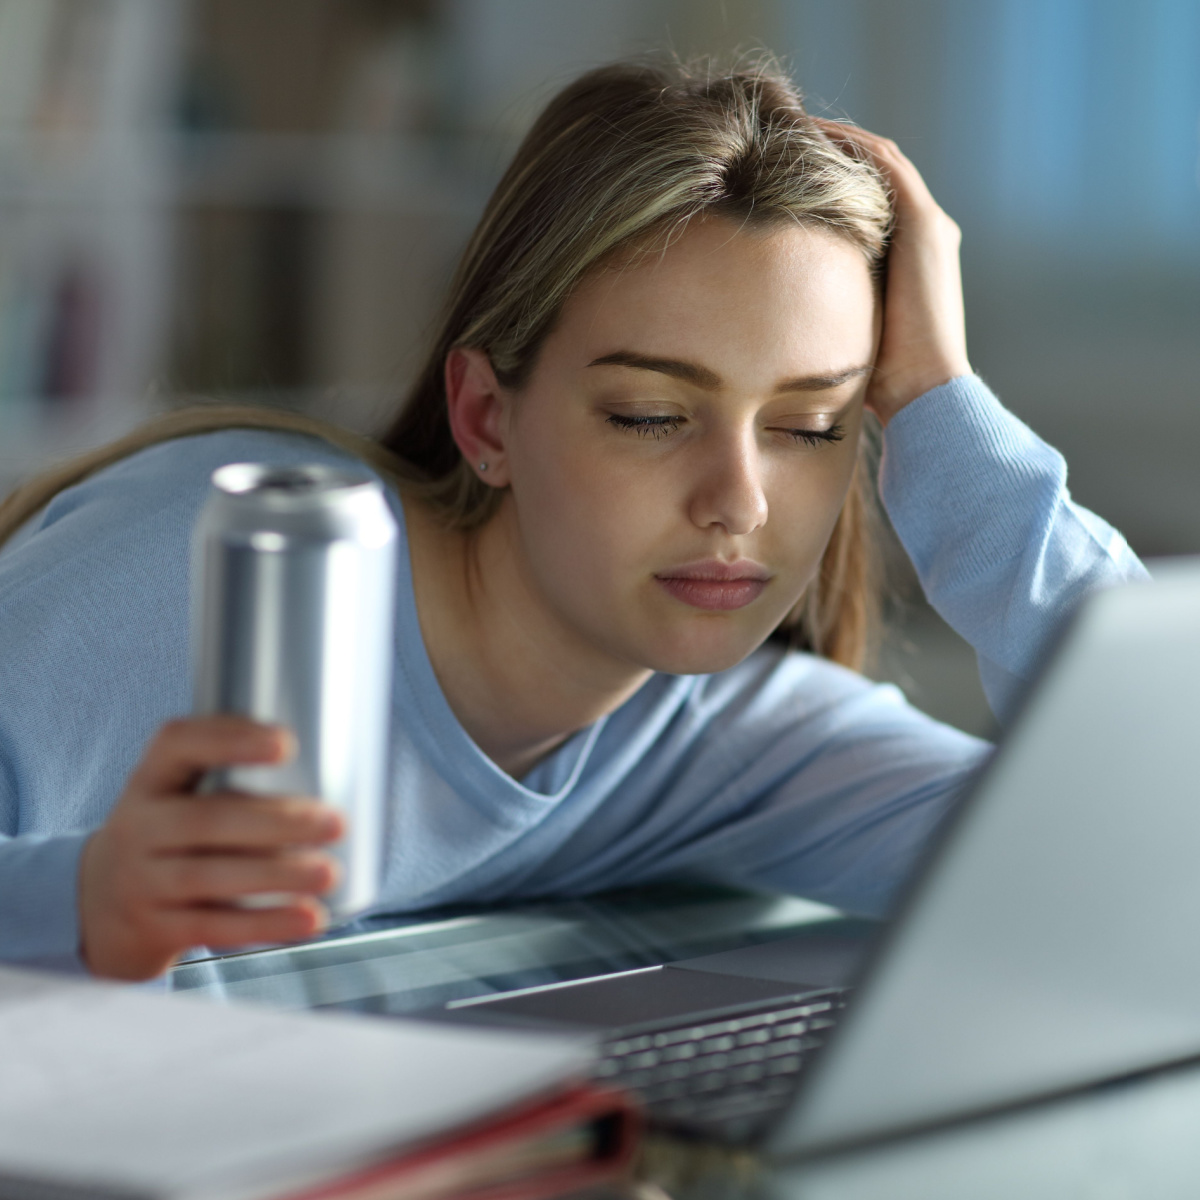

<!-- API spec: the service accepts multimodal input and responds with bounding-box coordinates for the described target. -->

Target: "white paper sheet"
[0,965,592,1199]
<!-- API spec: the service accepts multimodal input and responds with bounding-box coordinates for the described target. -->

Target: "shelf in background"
[0,130,507,212]
[0,395,156,496]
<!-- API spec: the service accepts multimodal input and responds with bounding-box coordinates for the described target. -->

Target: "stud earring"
[479,461,489,472]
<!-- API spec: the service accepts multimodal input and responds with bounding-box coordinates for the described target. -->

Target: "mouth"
[654,559,771,612]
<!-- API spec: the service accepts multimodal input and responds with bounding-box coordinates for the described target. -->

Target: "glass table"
[169,883,871,1017]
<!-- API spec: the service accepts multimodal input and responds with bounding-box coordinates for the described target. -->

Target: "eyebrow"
[586,351,873,393]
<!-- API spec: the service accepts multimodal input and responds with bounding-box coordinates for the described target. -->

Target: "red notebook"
[287,1084,640,1200]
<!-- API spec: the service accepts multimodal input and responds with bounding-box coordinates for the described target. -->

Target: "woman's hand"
[816,119,972,425]
[78,716,344,981]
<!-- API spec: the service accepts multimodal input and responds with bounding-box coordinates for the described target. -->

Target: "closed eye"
[607,414,847,447]
[779,423,846,448]
[606,413,684,439]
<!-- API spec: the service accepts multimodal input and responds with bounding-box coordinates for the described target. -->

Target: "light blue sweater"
[0,378,1147,973]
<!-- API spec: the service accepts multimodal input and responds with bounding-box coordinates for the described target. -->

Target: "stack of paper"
[0,966,638,1199]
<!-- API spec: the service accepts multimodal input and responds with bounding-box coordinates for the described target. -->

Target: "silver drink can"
[191,462,397,920]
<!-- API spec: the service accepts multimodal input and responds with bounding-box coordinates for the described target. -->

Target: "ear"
[444,347,511,487]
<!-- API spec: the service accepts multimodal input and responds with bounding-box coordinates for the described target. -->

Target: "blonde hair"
[0,55,890,669]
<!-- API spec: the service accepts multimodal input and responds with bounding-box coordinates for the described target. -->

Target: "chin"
[634,625,771,677]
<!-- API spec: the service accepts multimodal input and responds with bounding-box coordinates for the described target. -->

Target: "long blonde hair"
[0,55,890,669]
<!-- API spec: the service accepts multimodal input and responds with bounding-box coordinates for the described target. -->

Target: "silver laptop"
[443,560,1200,1159]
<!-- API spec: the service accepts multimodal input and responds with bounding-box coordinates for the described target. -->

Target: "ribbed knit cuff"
[0,831,91,975]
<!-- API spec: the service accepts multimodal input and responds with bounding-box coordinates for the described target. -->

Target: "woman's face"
[495,216,880,677]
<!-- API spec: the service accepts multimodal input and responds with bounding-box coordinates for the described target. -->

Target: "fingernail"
[252,726,295,761]
[273,727,298,759]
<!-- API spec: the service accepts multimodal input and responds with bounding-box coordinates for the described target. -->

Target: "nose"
[686,426,769,537]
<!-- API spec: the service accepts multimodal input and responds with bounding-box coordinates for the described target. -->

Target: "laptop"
[438,560,1200,1159]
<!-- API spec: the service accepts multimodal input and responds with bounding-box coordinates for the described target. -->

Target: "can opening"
[255,467,324,493]
[212,462,374,499]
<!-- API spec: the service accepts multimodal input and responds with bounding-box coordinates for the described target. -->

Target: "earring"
[479,462,488,471]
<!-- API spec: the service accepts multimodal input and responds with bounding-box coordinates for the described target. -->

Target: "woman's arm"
[881,377,1147,720]
[822,122,1148,719]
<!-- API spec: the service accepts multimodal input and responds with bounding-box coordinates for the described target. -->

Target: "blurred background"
[0,0,1196,736]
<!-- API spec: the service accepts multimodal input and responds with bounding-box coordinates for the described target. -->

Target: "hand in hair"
[816,120,972,425]
[77,717,343,980]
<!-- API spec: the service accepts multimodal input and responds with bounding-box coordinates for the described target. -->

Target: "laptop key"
[736,1028,773,1046]
[764,1037,804,1057]
[766,1055,803,1076]
[771,1020,808,1037]
[608,1035,654,1056]
[660,1042,699,1061]
[626,1050,661,1069]
[727,1045,769,1066]
[649,1027,701,1048]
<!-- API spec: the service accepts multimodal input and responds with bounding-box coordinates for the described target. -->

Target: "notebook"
[0,966,637,1199]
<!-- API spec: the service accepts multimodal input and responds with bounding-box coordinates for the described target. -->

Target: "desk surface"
[168,888,1200,1199]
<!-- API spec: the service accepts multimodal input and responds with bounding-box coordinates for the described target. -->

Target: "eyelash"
[606,414,683,440]
[605,414,846,447]
[787,424,846,448]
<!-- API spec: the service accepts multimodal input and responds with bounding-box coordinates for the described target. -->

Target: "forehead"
[547,217,878,381]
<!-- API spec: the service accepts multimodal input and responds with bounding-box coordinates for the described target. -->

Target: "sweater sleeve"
[0,832,91,973]
[879,376,1149,721]
[0,728,89,971]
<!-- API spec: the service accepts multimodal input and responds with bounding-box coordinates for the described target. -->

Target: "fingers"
[145,850,340,904]
[811,117,900,162]
[81,716,353,981]
[163,898,330,950]
[79,827,336,975]
[130,716,296,796]
[811,118,940,214]
[78,827,334,981]
[143,793,344,854]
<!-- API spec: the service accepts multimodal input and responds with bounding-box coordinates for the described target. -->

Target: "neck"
[404,495,652,779]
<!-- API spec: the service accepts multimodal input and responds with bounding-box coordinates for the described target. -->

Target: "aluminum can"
[191,462,397,920]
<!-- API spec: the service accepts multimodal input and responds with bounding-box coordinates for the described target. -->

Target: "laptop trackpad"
[454,967,813,1032]
[446,923,878,1033]
[672,922,878,990]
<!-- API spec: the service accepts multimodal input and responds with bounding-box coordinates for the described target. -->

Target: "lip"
[655,559,771,611]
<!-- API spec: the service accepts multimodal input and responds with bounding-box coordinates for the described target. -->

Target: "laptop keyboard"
[591,990,848,1143]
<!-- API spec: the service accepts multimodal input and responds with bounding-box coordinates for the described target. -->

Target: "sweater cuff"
[879,375,1065,582]
[0,831,91,975]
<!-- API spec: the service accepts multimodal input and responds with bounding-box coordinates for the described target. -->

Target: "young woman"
[0,59,1145,981]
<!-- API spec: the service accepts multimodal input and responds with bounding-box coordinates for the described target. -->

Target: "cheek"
[765,440,862,583]
[506,418,663,592]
